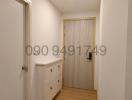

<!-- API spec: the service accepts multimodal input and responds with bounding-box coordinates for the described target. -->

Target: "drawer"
[53,64,59,78]
[58,64,63,75]
[43,65,58,84]
[57,75,63,91]
[41,67,53,84]
[48,80,58,100]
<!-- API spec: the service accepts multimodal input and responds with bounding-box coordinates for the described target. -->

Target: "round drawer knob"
[58,65,60,68]
[50,86,53,90]
[50,69,53,72]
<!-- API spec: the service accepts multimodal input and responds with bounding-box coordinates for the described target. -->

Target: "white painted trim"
[15,1,32,100]
[25,4,32,100]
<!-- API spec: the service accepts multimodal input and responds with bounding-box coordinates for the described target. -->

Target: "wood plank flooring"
[54,87,97,100]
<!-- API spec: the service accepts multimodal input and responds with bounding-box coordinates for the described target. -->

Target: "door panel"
[64,19,95,90]
[64,21,80,87]
[79,20,94,89]
[0,0,25,100]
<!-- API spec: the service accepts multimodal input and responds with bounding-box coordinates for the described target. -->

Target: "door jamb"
[16,0,32,100]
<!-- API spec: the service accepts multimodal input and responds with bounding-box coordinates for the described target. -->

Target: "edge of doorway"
[16,0,32,100]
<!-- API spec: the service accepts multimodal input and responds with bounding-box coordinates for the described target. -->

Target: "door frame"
[16,0,32,100]
[63,17,96,90]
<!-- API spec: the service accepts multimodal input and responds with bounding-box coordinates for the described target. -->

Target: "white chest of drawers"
[35,59,63,100]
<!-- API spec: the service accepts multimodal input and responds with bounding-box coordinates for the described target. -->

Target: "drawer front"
[43,68,52,84]
[44,65,57,84]
[48,80,58,100]
[58,64,63,76]
[53,64,59,79]
[58,74,63,91]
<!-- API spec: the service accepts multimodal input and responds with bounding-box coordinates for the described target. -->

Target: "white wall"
[63,11,100,90]
[126,0,132,100]
[99,0,128,100]
[31,0,63,100]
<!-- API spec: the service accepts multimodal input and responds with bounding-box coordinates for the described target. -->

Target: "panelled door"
[64,19,95,90]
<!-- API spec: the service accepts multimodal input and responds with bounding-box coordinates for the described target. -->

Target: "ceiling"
[50,0,100,13]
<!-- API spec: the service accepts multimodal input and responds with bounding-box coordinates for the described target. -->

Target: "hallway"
[1,0,132,100]
[55,87,97,100]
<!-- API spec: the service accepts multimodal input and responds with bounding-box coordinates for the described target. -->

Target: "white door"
[0,0,26,100]
[64,19,95,90]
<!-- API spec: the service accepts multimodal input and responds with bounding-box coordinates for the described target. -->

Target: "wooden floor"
[54,87,97,100]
